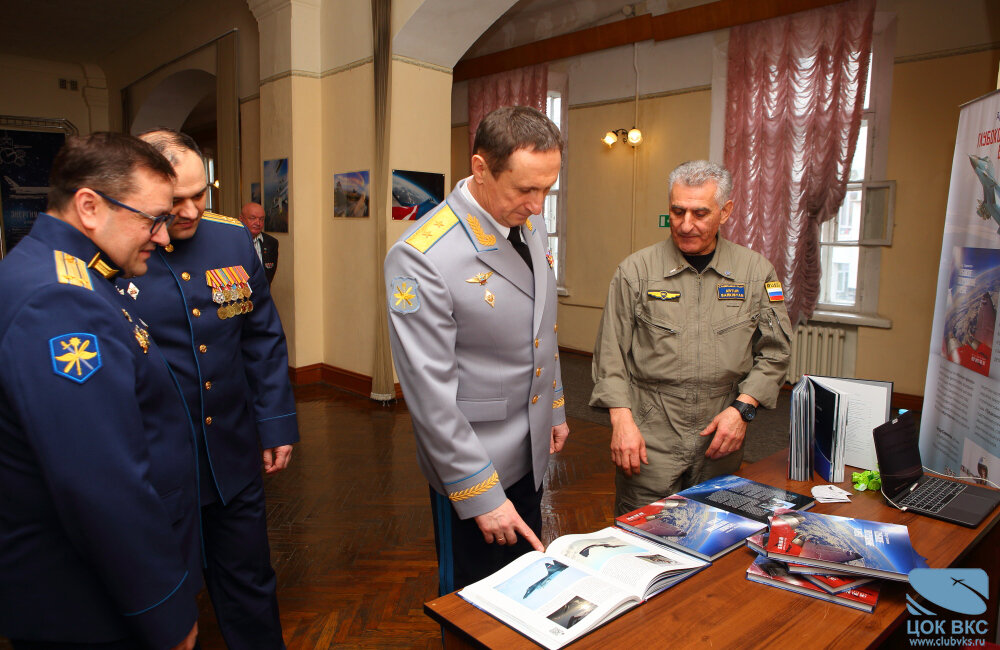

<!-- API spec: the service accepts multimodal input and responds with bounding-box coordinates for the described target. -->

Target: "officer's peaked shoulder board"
[202,211,245,228]
[405,206,459,254]
[53,250,94,291]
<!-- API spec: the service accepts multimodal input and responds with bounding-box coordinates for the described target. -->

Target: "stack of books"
[744,508,928,613]
[458,476,814,649]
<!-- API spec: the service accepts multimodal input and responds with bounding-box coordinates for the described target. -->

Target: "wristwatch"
[730,399,756,422]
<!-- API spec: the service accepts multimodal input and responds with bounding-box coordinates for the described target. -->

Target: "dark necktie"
[507,227,533,272]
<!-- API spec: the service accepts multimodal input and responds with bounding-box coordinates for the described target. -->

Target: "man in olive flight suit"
[591,160,791,516]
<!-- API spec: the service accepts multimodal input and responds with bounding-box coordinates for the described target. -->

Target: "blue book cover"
[765,508,928,582]
[676,474,815,523]
[615,495,766,561]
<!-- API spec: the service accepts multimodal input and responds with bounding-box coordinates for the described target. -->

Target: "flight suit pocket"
[712,312,758,384]
[456,398,508,422]
[632,306,682,377]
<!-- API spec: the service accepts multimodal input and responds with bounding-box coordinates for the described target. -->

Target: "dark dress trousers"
[0,214,200,647]
[118,211,298,649]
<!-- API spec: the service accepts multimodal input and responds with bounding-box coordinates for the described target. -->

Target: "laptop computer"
[872,411,1000,528]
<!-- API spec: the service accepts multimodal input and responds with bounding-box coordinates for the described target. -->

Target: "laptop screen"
[872,411,924,497]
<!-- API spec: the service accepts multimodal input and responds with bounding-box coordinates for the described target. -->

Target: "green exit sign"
[659,214,670,227]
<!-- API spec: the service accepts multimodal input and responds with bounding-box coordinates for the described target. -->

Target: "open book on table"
[459,526,708,649]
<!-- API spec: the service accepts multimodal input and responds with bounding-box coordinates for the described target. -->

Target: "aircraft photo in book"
[764,508,927,581]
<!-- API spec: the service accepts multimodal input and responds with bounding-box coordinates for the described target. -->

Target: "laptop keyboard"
[899,478,966,513]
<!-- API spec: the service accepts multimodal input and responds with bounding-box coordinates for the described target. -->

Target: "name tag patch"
[766,281,785,302]
[717,284,745,300]
[647,290,681,301]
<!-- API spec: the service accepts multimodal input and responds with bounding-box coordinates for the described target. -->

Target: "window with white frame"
[543,71,568,290]
[817,16,896,316]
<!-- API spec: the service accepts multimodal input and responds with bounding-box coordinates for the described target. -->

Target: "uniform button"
[534,338,539,348]
[164,244,174,253]
[204,381,212,390]
[531,395,539,404]
[554,323,558,332]
[554,353,559,360]
[536,368,541,377]
[205,416,213,425]
[192,308,201,317]
[181,272,191,281]
[199,344,208,353]
[553,380,557,389]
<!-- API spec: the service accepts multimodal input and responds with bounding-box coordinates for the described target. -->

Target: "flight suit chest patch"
[717,284,745,300]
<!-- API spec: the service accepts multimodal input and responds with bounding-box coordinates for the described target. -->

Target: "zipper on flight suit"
[636,312,677,334]
[715,312,759,335]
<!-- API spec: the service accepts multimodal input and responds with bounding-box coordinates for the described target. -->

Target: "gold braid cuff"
[448,470,499,502]
[552,397,565,409]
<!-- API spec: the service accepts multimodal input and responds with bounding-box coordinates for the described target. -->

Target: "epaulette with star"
[53,250,94,290]
[202,211,245,227]
[405,206,459,254]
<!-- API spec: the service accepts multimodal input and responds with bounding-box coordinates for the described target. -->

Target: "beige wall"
[556,90,712,352]
[323,62,377,374]
[857,47,1000,395]
[0,55,107,133]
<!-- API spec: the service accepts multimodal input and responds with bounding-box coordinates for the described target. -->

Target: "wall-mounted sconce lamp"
[602,127,643,148]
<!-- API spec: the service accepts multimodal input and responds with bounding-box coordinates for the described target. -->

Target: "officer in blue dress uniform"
[0,133,200,649]
[119,129,298,649]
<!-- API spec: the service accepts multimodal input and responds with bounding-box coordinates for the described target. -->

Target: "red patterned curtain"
[468,64,548,155]
[723,0,874,325]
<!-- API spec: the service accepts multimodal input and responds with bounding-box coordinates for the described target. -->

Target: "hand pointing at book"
[475,499,544,551]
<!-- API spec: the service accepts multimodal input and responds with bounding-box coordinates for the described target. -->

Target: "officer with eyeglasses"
[0,132,201,649]
[117,129,298,649]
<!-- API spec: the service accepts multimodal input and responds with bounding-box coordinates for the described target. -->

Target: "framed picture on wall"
[334,171,369,218]
[0,118,76,257]
[263,158,289,233]
[391,170,444,221]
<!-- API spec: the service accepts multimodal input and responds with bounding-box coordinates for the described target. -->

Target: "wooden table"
[425,451,1000,648]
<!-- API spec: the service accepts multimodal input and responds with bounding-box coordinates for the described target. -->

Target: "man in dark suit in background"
[240,201,278,283]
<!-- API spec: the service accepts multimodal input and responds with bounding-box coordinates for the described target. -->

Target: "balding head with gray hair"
[668,160,733,207]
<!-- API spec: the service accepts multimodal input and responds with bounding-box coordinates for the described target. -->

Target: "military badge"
[545,250,554,269]
[121,309,132,322]
[766,281,785,302]
[647,290,681,301]
[525,218,534,232]
[717,284,745,300]
[50,333,102,383]
[465,271,494,285]
[389,277,420,314]
[127,282,139,300]
[134,325,150,354]
[484,288,496,308]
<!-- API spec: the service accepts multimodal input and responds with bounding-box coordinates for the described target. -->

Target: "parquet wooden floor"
[0,382,616,649]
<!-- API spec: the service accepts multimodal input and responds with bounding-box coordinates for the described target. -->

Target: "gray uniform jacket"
[385,178,567,520]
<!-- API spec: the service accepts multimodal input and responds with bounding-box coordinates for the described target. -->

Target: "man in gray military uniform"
[591,160,791,516]
[385,106,570,593]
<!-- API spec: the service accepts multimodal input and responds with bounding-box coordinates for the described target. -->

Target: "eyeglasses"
[87,188,176,234]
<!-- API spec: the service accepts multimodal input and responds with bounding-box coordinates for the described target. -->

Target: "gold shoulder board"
[54,250,94,290]
[202,211,244,227]
[405,207,459,254]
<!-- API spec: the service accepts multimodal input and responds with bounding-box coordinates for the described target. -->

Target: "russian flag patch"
[766,281,784,302]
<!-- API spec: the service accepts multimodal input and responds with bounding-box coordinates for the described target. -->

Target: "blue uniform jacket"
[118,213,298,505]
[0,214,200,646]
